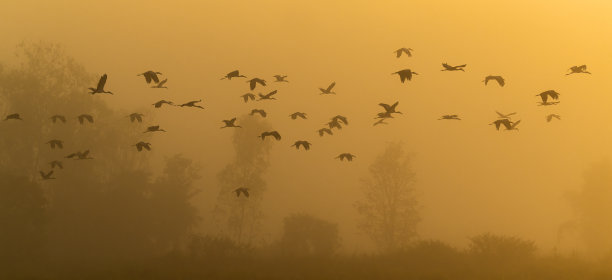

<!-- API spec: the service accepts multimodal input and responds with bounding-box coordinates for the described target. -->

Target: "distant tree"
[214,115,272,244]
[355,141,420,251]
[279,213,340,257]
[569,160,612,257]
[468,233,537,260]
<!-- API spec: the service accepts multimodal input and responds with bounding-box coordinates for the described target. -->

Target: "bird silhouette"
[250,109,267,117]
[289,112,307,120]
[392,69,418,83]
[258,90,278,101]
[546,114,561,122]
[77,114,94,124]
[144,125,166,133]
[151,78,168,89]
[441,63,466,71]
[4,113,22,121]
[134,141,152,151]
[506,120,521,131]
[332,115,348,125]
[379,102,401,115]
[50,115,66,123]
[483,75,505,86]
[89,74,113,94]
[49,160,63,169]
[336,153,356,161]
[221,70,247,80]
[179,100,204,109]
[247,78,266,90]
[291,141,311,150]
[394,48,413,58]
[137,71,162,84]
[567,65,591,75]
[489,119,511,130]
[65,150,93,160]
[258,131,281,141]
[438,115,461,120]
[241,93,256,103]
[536,90,560,103]
[328,119,343,130]
[46,139,63,149]
[40,170,55,180]
[373,118,389,126]
[234,187,250,197]
[319,82,336,95]
[153,100,174,108]
[128,113,144,123]
[496,111,516,120]
[375,111,394,119]
[318,128,333,136]
[221,118,241,128]
[274,75,289,82]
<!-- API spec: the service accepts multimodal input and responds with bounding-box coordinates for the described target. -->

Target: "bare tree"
[568,159,612,257]
[214,115,272,244]
[355,141,420,251]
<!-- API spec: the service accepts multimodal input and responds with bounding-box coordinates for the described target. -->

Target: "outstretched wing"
[327,82,336,91]
[97,74,108,91]
[379,103,391,112]
[271,131,281,140]
[157,79,167,87]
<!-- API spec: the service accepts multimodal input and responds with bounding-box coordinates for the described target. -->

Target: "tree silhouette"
[280,213,340,257]
[355,141,420,251]
[214,115,272,244]
[569,160,612,257]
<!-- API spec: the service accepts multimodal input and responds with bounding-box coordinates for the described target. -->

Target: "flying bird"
[221,70,247,80]
[319,82,336,95]
[331,115,348,125]
[394,47,413,58]
[46,139,63,149]
[536,90,560,103]
[379,102,401,115]
[392,69,418,83]
[441,63,466,71]
[375,111,394,119]
[241,93,256,103]
[234,187,250,198]
[128,113,144,123]
[153,100,174,108]
[496,111,516,120]
[137,71,162,84]
[483,75,505,87]
[567,65,591,75]
[49,160,63,169]
[151,78,168,89]
[144,125,166,133]
[65,150,93,160]
[274,75,289,82]
[546,114,561,122]
[291,141,311,150]
[77,114,94,124]
[89,74,113,94]
[438,115,461,120]
[221,118,241,128]
[289,112,307,120]
[4,113,22,121]
[258,90,278,101]
[489,119,511,131]
[258,131,281,141]
[328,120,343,130]
[506,120,521,131]
[134,141,152,152]
[40,170,55,180]
[179,100,204,109]
[250,109,267,117]
[50,115,66,123]
[336,153,356,161]
[318,128,333,136]
[247,78,266,90]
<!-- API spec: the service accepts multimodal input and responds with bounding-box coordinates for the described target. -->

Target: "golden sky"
[2,0,612,251]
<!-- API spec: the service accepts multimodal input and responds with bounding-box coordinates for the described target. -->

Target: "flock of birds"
[3,47,591,197]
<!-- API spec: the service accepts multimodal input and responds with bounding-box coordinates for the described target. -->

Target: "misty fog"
[2,0,612,279]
